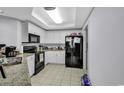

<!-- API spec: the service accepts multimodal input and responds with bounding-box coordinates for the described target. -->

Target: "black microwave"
[29,33,40,43]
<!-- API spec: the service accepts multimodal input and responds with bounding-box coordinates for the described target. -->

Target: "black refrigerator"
[65,35,83,68]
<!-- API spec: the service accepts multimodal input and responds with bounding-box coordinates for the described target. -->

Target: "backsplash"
[22,43,65,52]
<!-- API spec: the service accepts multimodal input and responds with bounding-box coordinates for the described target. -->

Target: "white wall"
[17,21,23,51]
[45,30,82,43]
[0,16,24,51]
[0,16,18,46]
[81,30,86,70]
[87,8,124,85]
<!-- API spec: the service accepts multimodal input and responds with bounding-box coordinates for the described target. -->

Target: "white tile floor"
[31,64,85,86]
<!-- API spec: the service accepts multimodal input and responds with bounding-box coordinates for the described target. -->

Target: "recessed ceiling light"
[45,8,63,24]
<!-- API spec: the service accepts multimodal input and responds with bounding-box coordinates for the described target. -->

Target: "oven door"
[35,52,44,63]
[39,53,43,62]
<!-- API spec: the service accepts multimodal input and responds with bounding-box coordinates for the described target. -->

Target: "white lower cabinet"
[56,51,65,64]
[27,54,35,77]
[45,51,65,64]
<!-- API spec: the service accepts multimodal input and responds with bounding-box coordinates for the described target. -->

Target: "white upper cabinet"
[28,23,40,35]
[28,23,45,43]
[45,30,81,44]
[21,22,81,44]
[21,22,46,43]
[45,31,63,43]
[21,22,28,42]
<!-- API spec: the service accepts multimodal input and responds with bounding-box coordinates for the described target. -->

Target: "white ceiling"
[0,7,93,30]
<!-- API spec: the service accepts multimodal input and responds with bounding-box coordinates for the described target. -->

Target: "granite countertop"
[0,53,34,86]
[43,49,65,52]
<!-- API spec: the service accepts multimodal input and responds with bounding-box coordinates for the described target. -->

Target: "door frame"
[85,25,88,70]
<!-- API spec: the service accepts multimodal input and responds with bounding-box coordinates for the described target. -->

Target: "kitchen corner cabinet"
[21,22,45,43]
[27,54,35,77]
[45,31,67,44]
[45,51,65,64]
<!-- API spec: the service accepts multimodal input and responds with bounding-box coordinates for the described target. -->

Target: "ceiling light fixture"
[44,7,56,11]
[44,7,63,24]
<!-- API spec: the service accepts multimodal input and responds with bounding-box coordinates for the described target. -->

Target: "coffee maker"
[5,46,17,57]
[0,44,6,57]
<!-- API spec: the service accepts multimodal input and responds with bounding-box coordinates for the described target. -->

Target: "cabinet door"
[59,51,65,64]
[40,31,45,43]
[21,22,28,42]
[45,51,56,63]
[47,51,56,63]
[45,51,52,64]
[46,32,53,43]
[27,55,35,77]
[58,33,63,43]
[45,52,48,65]
[45,51,65,64]
[56,51,65,64]
[55,51,60,64]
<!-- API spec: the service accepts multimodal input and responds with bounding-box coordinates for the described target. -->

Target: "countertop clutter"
[0,44,65,86]
[0,53,33,86]
[42,45,65,51]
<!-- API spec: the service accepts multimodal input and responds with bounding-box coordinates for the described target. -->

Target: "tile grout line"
[31,64,83,86]
[60,65,66,86]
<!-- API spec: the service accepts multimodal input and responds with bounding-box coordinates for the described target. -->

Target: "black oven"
[23,46,37,53]
[34,51,45,75]
[29,33,40,43]
[23,46,45,75]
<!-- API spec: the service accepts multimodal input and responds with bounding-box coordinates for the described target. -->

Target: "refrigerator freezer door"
[74,37,80,43]
[66,37,72,42]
